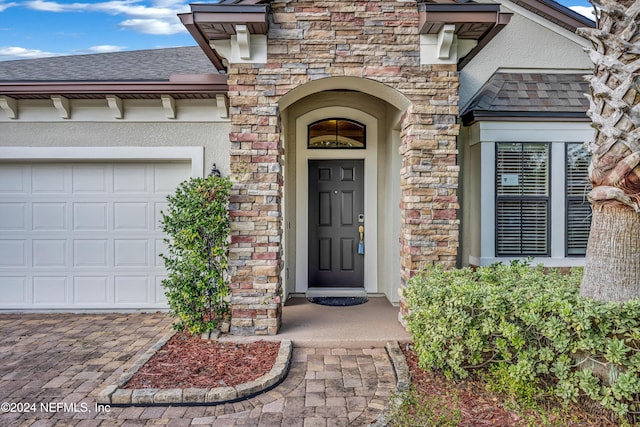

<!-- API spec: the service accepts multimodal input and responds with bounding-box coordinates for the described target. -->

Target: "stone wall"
[227,0,460,335]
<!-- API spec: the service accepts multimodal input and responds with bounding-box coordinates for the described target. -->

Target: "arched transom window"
[308,118,366,149]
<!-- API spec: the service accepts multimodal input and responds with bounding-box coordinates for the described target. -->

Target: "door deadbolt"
[358,214,364,223]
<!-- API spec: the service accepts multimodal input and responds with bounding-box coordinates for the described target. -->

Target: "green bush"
[404,260,640,419]
[160,175,232,335]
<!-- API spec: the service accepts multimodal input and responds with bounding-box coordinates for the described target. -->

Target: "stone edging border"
[368,341,411,427]
[96,335,293,407]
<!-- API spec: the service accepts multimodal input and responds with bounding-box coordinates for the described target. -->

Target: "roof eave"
[179,12,227,72]
[461,110,590,126]
[0,74,228,98]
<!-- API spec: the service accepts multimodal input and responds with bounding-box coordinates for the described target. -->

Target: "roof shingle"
[461,72,590,124]
[0,47,217,82]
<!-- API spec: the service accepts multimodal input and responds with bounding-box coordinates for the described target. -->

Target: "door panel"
[308,159,364,287]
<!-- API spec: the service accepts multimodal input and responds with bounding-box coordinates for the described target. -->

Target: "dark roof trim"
[510,0,594,31]
[179,2,270,72]
[0,74,228,98]
[179,13,227,72]
[461,110,589,126]
[458,12,512,70]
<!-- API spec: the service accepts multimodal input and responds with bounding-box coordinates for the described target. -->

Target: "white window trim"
[472,121,593,267]
[0,147,204,178]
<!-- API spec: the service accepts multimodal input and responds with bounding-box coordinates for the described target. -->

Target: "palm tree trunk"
[578,0,640,302]
[581,205,640,301]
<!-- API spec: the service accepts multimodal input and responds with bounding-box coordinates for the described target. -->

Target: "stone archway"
[225,2,460,336]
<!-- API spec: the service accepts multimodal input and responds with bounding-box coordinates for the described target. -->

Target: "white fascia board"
[0,146,205,178]
[477,121,594,143]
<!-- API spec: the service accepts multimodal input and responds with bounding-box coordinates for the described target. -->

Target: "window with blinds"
[566,143,591,256]
[496,143,550,256]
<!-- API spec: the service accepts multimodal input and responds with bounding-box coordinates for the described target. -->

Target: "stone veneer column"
[226,0,460,335]
[227,63,283,335]
[398,66,460,319]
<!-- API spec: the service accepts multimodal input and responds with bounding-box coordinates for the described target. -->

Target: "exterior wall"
[0,99,231,176]
[459,10,592,107]
[461,121,594,267]
[227,0,460,334]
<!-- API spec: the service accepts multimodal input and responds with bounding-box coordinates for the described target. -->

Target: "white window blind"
[566,143,591,256]
[496,143,550,256]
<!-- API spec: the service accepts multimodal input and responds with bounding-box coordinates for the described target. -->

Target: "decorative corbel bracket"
[51,95,70,119]
[216,94,229,120]
[236,24,251,60]
[437,24,456,60]
[161,95,176,119]
[106,95,123,119]
[0,95,18,119]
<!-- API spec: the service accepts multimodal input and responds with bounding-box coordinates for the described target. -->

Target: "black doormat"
[307,296,368,306]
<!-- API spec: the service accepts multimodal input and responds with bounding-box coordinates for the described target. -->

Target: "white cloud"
[0,46,58,59]
[571,5,596,21]
[119,18,187,35]
[26,0,189,18]
[87,44,127,53]
[24,0,190,35]
[0,1,18,12]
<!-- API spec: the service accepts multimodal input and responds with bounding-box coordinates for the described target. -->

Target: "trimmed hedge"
[404,261,640,419]
[160,175,232,335]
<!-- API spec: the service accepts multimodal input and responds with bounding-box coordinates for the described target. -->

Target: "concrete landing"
[223,296,412,348]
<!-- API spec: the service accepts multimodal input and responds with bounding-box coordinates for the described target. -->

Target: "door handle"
[358,225,364,254]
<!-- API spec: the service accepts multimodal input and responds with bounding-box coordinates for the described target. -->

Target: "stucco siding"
[460,12,592,108]
[0,121,231,176]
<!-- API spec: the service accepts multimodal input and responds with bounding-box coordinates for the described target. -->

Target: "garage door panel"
[72,165,108,193]
[155,202,168,231]
[155,276,168,304]
[33,203,66,230]
[31,165,67,194]
[0,240,26,267]
[73,276,110,304]
[0,166,27,193]
[115,239,149,267]
[0,161,190,309]
[33,276,67,304]
[33,240,67,267]
[114,165,148,193]
[0,277,27,304]
[73,202,108,231]
[0,203,26,230]
[115,276,149,304]
[74,239,109,267]
[155,239,168,267]
[114,202,149,230]
[155,163,190,192]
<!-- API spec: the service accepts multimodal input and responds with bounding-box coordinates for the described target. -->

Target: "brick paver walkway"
[0,313,397,426]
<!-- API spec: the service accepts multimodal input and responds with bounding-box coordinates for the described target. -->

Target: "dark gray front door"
[308,159,365,287]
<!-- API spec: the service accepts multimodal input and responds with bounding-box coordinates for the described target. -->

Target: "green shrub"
[160,175,232,335]
[404,260,640,419]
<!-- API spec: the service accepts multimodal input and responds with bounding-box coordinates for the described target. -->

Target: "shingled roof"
[460,72,590,125]
[0,46,217,82]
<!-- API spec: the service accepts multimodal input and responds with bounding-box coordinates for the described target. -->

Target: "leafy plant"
[160,175,232,335]
[404,260,640,421]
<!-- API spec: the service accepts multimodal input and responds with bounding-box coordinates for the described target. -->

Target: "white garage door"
[0,161,191,310]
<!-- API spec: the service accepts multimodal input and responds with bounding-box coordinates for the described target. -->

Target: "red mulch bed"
[123,332,280,389]
[401,343,618,426]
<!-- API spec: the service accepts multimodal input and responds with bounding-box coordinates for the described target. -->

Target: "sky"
[0,0,596,62]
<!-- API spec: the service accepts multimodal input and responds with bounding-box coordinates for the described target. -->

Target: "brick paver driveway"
[0,314,396,426]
